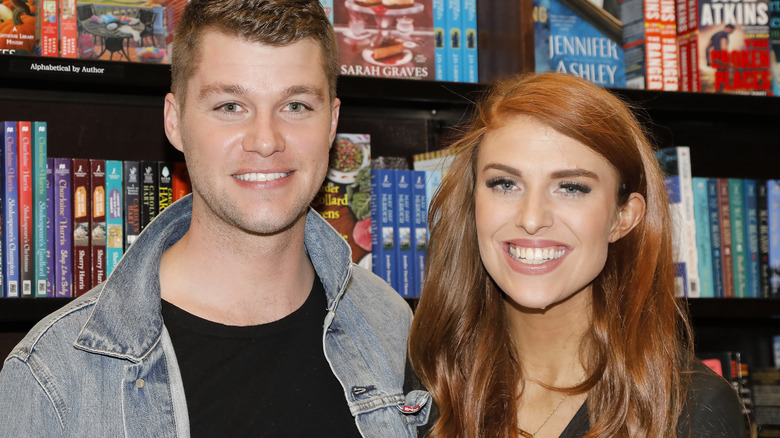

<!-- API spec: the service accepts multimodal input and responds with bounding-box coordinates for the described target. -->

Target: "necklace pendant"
[518,429,534,438]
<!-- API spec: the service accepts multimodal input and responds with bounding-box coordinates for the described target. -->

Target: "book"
[46,158,54,296]
[656,146,700,297]
[105,160,123,277]
[707,177,725,297]
[446,0,464,82]
[535,0,627,87]
[158,161,173,212]
[692,177,714,297]
[53,158,72,297]
[687,0,773,94]
[71,158,91,297]
[621,0,680,90]
[123,160,141,249]
[0,0,39,55]
[334,0,437,81]
[768,179,780,296]
[371,168,397,289]
[463,0,478,82]
[729,178,748,297]
[395,169,414,297]
[32,122,48,297]
[172,162,191,202]
[758,179,770,297]
[59,0,77,58]
[40,0,59,57]
[412,149,455,172]
[311,133,372,267]
[17,121,33,297]
[141,161,159,230]
[433,0,448,80]
[718,177,735,297]
[3,122,19,298]
[744,179,760,297]
[90,159,106,288]
[411,170,428,298]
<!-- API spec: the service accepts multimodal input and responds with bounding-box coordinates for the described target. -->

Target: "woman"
[408,72,747,438]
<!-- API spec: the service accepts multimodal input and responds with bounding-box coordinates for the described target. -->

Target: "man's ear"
[329,97,341,145]
[609,192,646,243]
[164,93,183,153]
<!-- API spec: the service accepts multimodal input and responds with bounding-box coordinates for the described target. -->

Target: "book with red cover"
[40,0,59,57]
[717,177,735,297]
[172,162,192,202]
[90,159,106,288]
[17,121,33,298]
[60,0,78,58]
[71,158,91,296]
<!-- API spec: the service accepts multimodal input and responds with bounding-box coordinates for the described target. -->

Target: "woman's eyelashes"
[486,177,517,193]
[558,181,592,196]
[485,177,592,197]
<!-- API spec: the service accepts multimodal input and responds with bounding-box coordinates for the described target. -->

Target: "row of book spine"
[2,121,191,298]
[432,0,479,83]
[370,169,442,298]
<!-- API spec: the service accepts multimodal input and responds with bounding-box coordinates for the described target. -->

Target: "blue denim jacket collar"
[73,195,352,362]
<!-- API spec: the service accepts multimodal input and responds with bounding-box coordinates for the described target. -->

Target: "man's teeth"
[234,172,289,182]
[508,245,565,264]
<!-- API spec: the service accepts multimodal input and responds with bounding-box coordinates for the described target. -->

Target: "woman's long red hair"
[408,72,693,437]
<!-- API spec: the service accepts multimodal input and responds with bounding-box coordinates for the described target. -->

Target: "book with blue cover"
[767,180,780,297]
[2,122,19,298]
[692,177,714,298]
[433,0,448,81]
[105,160,123,277]
[446,0,464,82]
[707,178,724,297]
[744,179,760,298]
[411,170,427,298]
[462,0,478,82]
[371,168,397,291]
[395,169,414,297]
[729,178,747,297]
[758,180,770,297]
[32,122,48,297]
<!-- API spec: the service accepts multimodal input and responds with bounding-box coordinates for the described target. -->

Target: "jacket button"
[136,378,146,389]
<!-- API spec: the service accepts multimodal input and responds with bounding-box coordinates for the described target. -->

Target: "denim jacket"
[0,195,431,437]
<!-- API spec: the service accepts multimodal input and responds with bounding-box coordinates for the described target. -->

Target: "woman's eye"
[486,178,517,192]
[559,182,591,195]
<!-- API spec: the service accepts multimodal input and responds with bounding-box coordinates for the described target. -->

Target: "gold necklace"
[516,371,586,438]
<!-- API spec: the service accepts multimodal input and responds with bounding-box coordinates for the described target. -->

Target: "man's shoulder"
[347,265,412,312]
[5,288,100,364]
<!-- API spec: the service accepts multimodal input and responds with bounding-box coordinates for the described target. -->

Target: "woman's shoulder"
[677,357,751,437]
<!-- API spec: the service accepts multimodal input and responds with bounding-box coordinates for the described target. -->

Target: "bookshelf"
[1,0,779,370]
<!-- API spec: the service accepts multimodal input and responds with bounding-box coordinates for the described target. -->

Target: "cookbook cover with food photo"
[312,133,373,270]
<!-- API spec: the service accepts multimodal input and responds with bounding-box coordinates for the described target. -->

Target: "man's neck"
[159,211,315,326]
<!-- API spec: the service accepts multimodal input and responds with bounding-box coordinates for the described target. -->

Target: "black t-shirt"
[161,277,362,438]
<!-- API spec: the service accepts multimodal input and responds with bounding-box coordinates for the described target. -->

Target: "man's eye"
[286,102,311,112]
[219,102,243,112]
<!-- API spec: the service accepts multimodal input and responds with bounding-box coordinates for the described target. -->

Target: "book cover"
[768,179,780,296]
[446,0,464,82]
[311,133,372,267]
[105,160,123,277]
[758,179,770,297]
[693,0,772,94]
[395,169,413,297]
[54,158,72,297]
[656,146,700,297]
[707,177,725,297]
[40,0,58,56]
[141,161,159,230]
[3,121,19,298]
[123,160,141,249]
[433,0,447,80]
[771,0,780,94]
[411,170,427,298]
[692,177,714,297]
[90,159,106,288]
[744,178,760,297]
[157,161,173,213]
[172,161,191,202]
[412,149,455,172]
[536,0,627,87]
[621,0,680,89]
[718,177,735,297]
[462,0,478,82]
[371,168,396,289]
[321,0,334,22]
[728,178,748,297]
[17,121,33,297]
[333,0,437,81]
[60,0,78,58]
[71,158,91,297]
[0,0,39,55]
[46,157,54,296]
[32,121,48,297]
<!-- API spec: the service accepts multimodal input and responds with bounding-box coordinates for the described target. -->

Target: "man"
[0,1,430,436]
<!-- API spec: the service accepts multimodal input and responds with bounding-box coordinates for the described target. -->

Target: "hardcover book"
[123,160,140,249]
[105,160,123,277]
[621,0,680,89]
[446,0,464,82]
[334,0,437,81]
[411,170,427,297]
[158,161,173,212]
[17,121,33,297]
[395,169,414,297]
[54,158,72,297]
[90,159,106,288]
[3,121,19,298]
[534,0,627,87]
[32,121,48,297]
[172,162,191,202]
[463,0,478,82]
[312,133,372,267]
[71,158,91,296]
[141,161,159,230]
[692,177,714,297]
[371,168,397,289]
[433,0,447,80]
